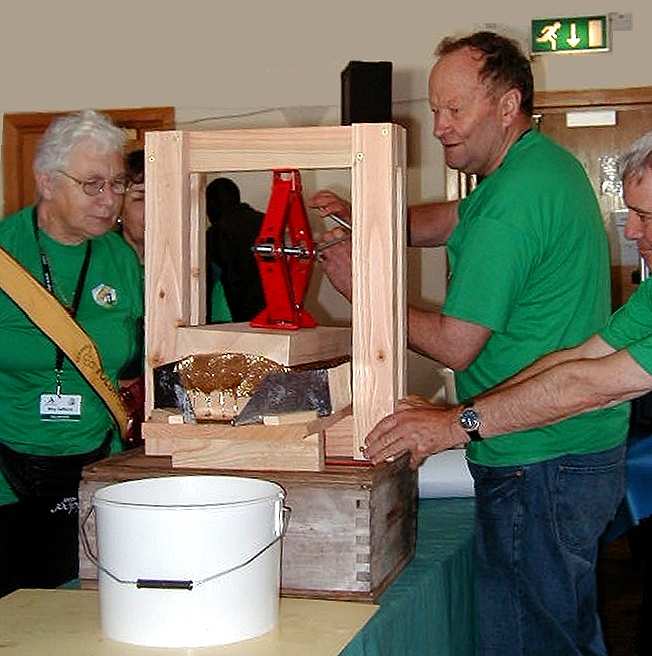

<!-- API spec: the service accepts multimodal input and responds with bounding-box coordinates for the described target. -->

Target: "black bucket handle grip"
[136,579,194,590]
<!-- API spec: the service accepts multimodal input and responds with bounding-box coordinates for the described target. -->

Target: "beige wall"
[3,0,650,394]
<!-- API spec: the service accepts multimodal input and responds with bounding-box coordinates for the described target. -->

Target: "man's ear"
[35,172,56,201]
[500,88,523,127]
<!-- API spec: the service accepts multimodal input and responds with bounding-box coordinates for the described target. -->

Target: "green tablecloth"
[342,497,476,656]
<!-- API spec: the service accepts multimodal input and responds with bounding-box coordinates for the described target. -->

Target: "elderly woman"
[0,110,143,596]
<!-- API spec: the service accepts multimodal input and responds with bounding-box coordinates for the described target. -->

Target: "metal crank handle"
[252,235,350,263]
[252,244,313,258]
[325,213,352,232]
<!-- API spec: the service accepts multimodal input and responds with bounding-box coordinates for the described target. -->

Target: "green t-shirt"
[601,278,652,373]
[0,207,144,505]
[210,277,233,324]
[443,131,629,466]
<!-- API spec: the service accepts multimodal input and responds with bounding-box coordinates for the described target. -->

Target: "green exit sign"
[531,15,609,54]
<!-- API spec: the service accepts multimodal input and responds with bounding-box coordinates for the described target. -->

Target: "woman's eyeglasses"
[56,170,128,196]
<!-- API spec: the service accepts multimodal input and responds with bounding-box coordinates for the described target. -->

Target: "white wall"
[3,0,650,394]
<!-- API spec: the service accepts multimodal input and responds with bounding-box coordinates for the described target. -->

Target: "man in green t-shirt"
[367,132,652,653]
[313,32,628,656]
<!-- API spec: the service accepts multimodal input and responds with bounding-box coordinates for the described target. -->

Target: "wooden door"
[2,106,174,215]
[534,87,652,308]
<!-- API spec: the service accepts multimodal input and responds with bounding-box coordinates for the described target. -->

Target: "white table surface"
[0,589,377,655]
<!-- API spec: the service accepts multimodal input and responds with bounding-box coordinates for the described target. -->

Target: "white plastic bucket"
[83,475,288,648]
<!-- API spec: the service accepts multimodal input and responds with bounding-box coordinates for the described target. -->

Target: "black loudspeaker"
[341,61,393,125]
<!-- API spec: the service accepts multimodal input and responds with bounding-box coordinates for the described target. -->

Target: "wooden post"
[189,173,207,326]
[351,124,407,458]
[144,131,190,418]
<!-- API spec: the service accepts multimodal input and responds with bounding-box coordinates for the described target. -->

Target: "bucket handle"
[81,503,291,591]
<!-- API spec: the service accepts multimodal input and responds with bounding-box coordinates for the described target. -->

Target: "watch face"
[459,407,481,432]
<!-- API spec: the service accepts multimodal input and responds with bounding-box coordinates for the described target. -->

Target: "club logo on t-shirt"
[91,283,118,308]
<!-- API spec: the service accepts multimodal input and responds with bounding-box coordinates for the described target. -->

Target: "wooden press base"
[143,405,356,471]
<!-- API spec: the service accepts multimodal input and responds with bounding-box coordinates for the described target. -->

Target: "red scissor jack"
[250,170,317,330]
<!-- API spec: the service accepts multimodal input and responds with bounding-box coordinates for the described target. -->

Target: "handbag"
[0,431,112,498]
[119,376,145,447]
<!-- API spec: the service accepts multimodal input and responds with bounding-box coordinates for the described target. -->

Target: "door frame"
[2,106,175,215]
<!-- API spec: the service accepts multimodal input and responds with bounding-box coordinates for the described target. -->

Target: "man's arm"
[408,201,459,247]
[364,343,651,469]
[310,190,485,368]
[317,246,491,369]
[307,191,459,248]
[409,307,491,370]
[475,346,648,437]
[495,334,616,390]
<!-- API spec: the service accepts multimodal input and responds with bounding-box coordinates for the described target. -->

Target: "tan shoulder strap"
[0,245,130,438]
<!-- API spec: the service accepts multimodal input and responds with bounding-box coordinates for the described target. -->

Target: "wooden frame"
[144,124,407,461]
[533,86,652,309]
[533,86,652,110]
[2,106,175,215]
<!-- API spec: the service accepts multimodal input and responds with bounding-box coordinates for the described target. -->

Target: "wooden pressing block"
[175,323,351,367]
[79,448,417,602]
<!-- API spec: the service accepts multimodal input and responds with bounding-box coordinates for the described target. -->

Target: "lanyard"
[32,208,92,394]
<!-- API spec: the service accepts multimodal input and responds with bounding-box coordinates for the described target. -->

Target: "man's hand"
[363,396,466,470]
[308,190,352,221]
[318,227,352,301]
[308,190,353,301]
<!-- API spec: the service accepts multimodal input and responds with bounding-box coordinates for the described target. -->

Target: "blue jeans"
[468,444,626,656]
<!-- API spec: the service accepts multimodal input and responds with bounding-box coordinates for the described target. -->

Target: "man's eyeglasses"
[56,170,128,196]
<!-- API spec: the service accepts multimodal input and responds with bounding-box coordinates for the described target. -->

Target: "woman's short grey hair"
[620,131,652,183]
[33,109,126,175]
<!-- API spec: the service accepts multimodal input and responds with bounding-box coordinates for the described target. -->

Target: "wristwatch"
[458,401,483,442]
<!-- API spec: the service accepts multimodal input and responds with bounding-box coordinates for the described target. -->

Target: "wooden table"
[0,589,377,655]
[2,498,475,656]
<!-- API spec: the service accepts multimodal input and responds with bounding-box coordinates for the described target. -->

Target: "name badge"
[39,393,82,421]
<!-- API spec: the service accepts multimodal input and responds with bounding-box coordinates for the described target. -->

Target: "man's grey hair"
[620,131,652,182]
[33,109,126,175]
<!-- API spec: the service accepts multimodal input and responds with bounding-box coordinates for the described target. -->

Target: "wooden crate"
[78,448,417,602]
